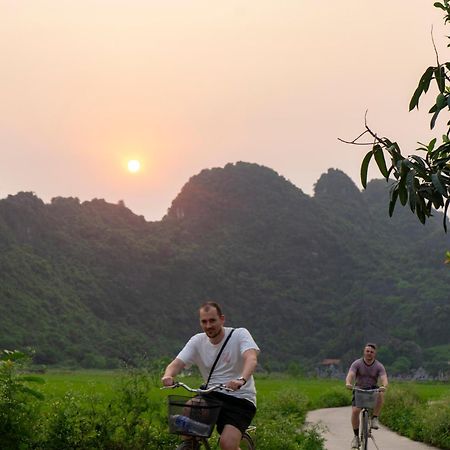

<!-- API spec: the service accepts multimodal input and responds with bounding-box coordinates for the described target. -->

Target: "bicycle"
[352,387,382,450]
[162,381,256,450]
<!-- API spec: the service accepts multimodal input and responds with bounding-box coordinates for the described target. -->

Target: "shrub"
[0,350,44,450]
[37,367,178,449]
[419,396,450,449]
[255,388,325,449]
[382,385,450,450]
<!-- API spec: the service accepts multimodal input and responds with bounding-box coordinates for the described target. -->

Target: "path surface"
[306,406,437,450]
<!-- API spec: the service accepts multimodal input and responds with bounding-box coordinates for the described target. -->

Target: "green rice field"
[2,366,449,449]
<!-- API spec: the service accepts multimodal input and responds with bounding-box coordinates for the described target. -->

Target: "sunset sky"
[1,1,447,220]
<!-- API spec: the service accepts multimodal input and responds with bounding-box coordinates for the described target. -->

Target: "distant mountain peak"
[314,168,362,200]
[165,161,308,222]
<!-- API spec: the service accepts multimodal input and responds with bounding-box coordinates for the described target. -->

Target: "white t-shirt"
[177,327,259,405]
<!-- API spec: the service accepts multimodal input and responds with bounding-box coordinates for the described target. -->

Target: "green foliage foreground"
[0,353,325,450]
[1,353,448,449]
[382,384,450,449]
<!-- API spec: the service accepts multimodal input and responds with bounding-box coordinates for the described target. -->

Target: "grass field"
[6,369,448,449]
[40,369,449,404]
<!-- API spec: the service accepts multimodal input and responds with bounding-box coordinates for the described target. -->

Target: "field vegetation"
[1,352,448,449]
[381,384,450,449]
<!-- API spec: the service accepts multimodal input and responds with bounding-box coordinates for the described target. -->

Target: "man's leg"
[371,391,384,429]
[350,406,361,447]
[351,406,361,430]
[373,391,384,417]
[219,424,242,450]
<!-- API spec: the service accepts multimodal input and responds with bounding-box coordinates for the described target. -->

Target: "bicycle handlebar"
[352,387,384,393]
[161,381,233,394]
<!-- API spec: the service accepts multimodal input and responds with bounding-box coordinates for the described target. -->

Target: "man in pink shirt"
[345,343,389,449]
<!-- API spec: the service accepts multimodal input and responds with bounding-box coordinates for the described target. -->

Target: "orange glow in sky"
[0,1,447,220]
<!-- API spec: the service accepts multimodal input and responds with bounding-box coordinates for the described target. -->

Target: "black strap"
[205,328,235,388]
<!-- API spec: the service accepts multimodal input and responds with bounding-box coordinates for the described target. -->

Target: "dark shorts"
[206,392,256,435]
[352,385,378,407]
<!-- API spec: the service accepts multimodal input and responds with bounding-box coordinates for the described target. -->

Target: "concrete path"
[306,406,437,450]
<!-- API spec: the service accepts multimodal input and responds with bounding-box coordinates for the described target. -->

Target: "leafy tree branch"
[341,1,450,232]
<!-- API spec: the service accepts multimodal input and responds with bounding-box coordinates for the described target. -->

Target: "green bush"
[255,389,325,449]
[36,367,177,449]
[0,350,44,450]
[419,396,450,449]
[381,385,422,435]
[382,385,450,450]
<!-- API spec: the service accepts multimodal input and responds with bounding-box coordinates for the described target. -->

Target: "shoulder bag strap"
[205,328,235,388]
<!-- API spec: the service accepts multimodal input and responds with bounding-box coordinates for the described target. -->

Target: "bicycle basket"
[354,390,377,409]
[168,395,222,438]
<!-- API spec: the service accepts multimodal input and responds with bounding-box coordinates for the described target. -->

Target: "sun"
[127,159,141,173]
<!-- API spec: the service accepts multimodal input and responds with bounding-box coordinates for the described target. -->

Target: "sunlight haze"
[0,1,446,220]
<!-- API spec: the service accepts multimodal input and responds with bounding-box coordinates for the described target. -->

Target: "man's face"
[364,346,376,362]
[199,307,224,340]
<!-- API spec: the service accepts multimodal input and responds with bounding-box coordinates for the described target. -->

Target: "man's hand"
[161,375,175,387]
[379,385,386,392]
[226,378,246,391]
[345,383,353,390]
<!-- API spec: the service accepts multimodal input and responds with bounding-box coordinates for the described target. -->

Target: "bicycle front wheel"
[360,410,369,450]
[240,432,255,450]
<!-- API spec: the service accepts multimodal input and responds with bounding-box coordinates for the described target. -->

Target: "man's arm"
[241,348,258,381]
[379,373,388,390]
[345,369,356,390]
[227,348,258,391]
[161,358,186,386]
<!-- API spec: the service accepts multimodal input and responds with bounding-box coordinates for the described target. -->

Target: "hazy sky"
[1,1,447,220]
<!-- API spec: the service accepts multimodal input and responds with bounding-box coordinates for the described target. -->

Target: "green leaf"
[434,2,446,10]
[373,145,389,178]
[406,169,417,208]
[416,204,426,224]
[435,66,446,93]
[431,108,441,129]
[431,172,447,195]
[389,186,399,216]
[436,93,447,109]
[360,150,373,188]
[398,183,408,205]
[409,155,426,169]
[409,66,435,110]
[427,138,437,152]
[431,191,444,208]
[409,85,424,111]
[421,66,436,93]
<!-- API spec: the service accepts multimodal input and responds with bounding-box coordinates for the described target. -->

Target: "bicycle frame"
[353,388,381,450]
[360,407,371,450]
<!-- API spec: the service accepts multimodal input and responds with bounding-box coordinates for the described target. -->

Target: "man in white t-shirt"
[162,301,259,450]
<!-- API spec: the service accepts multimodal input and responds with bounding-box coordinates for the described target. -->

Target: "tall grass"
[2,360,448,449]
[382,384,450,449]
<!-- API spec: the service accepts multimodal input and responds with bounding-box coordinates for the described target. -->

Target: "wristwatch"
[237,377,247,385]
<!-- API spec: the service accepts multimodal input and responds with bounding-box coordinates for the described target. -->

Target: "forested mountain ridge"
[1,162,449,374]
